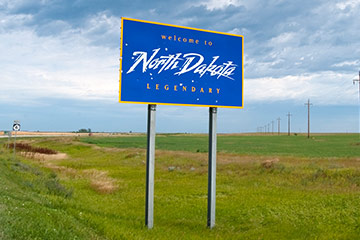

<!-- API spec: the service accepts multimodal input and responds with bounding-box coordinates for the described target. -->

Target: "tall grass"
[0,135,360,239]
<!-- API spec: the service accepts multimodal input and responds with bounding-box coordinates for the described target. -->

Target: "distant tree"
[78,128,90,133]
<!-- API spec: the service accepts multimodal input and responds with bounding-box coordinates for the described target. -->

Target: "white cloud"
[0,0,359,109]
[336,0,360,10]
[269,32,297,45]
[245,72,358,105]
[332,60,360,67]
[229,27,248,36]
[0,0,49,12]
[0,12,33,31]
[198,0,245,10]
[82,11,121,47]
[0,14,119,103]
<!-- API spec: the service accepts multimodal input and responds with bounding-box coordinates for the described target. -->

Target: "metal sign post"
[5,131,11,149]
[12,120,20,160]
[207,107,217,229]
[13,130,17,159]
[145,104,156,229]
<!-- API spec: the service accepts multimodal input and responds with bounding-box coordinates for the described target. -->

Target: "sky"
[0,0,359,133]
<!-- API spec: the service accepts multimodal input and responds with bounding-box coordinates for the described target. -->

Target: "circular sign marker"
[13,124,20,131]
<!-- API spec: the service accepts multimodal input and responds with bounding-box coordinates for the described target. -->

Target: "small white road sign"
[13,123,20,131]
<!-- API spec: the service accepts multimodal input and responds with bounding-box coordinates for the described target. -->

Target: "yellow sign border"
[119,17,244,109]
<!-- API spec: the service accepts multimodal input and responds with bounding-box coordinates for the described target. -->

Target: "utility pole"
[353,70,360,100]
[277,118,281,135]
[271,121,274,135]
[286,112,292,136]
[354,70,360,140]
[304,99,313,139]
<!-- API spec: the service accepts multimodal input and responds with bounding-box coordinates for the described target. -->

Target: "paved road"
[0,134,80,138]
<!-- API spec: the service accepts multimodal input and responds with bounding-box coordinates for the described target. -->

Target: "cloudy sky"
[0,0,359,133]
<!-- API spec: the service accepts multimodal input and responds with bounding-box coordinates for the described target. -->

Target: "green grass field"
[80,133,360,157]
[0,134,360,239]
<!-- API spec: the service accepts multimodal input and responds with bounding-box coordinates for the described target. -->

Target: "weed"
[45,177,73,198]
[312,168,327,180]
[8,143,58,154]
[12,161,42,176]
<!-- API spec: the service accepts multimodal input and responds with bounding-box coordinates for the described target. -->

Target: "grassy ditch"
[0,135,359,239]
[0,150,99,239]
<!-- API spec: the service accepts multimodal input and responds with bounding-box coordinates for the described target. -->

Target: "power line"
[304,99,313,139]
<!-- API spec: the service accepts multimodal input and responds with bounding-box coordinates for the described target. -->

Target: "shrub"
[8,143,57,154]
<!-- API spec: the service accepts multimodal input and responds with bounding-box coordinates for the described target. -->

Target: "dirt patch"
[261,158,280,169]
[83,169,118,194]
[18,142,119,194]
[23,154,118,194]
[20,152,68,161]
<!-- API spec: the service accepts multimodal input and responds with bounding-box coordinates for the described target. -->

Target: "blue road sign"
[120,18,244,108]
